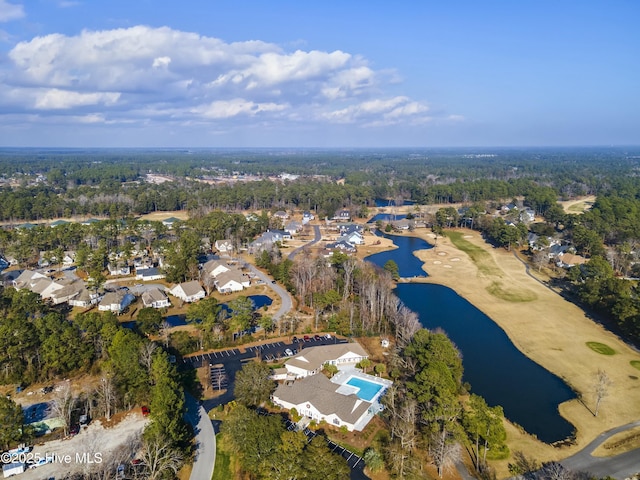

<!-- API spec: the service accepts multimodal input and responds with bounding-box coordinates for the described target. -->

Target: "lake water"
[368,213,407,224]
[366,232,576,443]
[374,198,415,207]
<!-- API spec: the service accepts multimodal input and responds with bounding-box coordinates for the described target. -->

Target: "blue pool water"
[346,377,384,402]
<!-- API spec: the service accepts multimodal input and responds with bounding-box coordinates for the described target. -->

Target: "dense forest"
[1,147,640,221]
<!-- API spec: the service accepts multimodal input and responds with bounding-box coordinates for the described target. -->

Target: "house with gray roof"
[142,288,171,309]
[214,269,250,293]
[98,290,135,313]
[69,288,102,308]
[169,280,205,303]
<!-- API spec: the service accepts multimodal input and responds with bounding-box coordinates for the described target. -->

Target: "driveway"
[288,224,322,260]
[184,393,216,480]
[246,264,292,321]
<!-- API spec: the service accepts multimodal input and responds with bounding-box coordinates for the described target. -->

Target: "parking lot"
[181,335,347,367]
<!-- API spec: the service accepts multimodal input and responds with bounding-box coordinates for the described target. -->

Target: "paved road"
[288,224,322,260]
[184,393,216,480]
[247,264,292,321]
[560,420,640,479]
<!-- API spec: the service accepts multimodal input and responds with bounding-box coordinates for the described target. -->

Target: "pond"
[125,295,275,329]
[374,198,415,207]
[365,231,429,278]
[366,232,576,444]
[367,213,407,224]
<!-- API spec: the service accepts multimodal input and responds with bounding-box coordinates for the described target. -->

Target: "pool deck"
[331,366,393,401]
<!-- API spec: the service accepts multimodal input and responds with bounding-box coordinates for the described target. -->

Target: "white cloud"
[324,96,429,125]
[0,25,449,135]
[34,89,120,109]
[192,98,288,119]
[0,0,24,22]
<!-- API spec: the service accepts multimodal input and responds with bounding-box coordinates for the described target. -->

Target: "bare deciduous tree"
[97,375,117,421]
[140,341,158,375]
[49,382,76,436]
[593,369,612,417]
[140,433,184,480]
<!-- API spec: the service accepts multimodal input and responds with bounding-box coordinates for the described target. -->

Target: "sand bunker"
[433,260,442,265]
[463,235,473,238]
[437,251,447,256]
[443,264,452,268]
[450,257,461,262]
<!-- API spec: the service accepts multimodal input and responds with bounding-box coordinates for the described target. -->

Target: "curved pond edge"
[365,230,577,444]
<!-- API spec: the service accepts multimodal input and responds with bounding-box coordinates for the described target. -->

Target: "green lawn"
[631,360,640,371]
[446,231,502,277]
[586,342,616,355]
[447,232,536,302]
[212,434,232,480]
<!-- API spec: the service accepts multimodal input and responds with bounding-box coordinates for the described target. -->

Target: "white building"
[142,288,171,309]
[169,281,205,303]
[283,343,369,379]
[98,291,135,313]
[214,269,250,294]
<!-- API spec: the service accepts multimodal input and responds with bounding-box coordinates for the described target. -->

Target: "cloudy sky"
[0,1,638,147]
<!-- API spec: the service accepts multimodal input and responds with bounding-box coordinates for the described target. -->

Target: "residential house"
[520,208,536,223]
[557,253,587,269]
[215,269,250,293]
[214,239,234,255]
[0,257,8,273]
[49,281,84,305]
[30,277,65,300]
[202,259,230,278]
[325,240,357,254]
[133,257,154,270]
[284,221,303,236]
[283,343,369,379]
[302,211,314,224]
[332,210,351,222]
[391,219,414,231]
[142,288,171,309]
[69,288,101,308]
[98,290,135,313]
[13,270,48,290]
[108,263,131,276]
[273,210,289,221]
[339,231,364,245]
[249,230,284,253]
[548,244,569,259]
[62,251,76,267]
[135,267,165,282]
[169,280,205,303]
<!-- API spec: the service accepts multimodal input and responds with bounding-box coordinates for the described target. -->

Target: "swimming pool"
[345,377,384,402]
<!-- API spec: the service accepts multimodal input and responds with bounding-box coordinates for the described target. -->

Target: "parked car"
[292,336,298,343]
[324,334,332,339]
[303,335,310,342]
[141,406,150,416]
[284,348,293,356]
[69,425,80,436]
[314,334,321,341]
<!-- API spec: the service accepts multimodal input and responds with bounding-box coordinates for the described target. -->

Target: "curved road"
[185,393,216,480]
[560,420,640,478]
[288,224,322,260]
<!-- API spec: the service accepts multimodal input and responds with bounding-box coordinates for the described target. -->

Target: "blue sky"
[0,1,638,147]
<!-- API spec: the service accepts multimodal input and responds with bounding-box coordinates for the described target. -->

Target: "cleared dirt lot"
[18,412,148,480]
